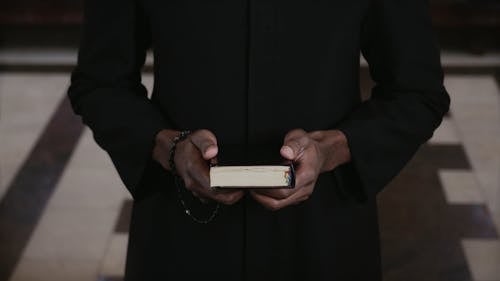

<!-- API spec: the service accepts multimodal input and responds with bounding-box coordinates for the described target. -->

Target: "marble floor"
[0,50,499,281]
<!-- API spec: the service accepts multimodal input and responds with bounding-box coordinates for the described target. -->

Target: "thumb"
[190,129,218,160]
[281,129,308,160]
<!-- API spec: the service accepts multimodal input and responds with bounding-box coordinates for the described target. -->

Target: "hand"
[153,129,244,205]
[250,128,351,211]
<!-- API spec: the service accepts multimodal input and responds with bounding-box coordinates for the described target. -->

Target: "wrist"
[153,129,180,170]
[167,130,192,176]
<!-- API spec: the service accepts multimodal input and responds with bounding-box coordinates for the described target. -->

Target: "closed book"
[210,164,295,188]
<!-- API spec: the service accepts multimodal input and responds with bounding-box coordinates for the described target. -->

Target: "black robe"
[67,0,450,280]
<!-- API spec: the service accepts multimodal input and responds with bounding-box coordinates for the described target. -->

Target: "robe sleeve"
[335,0,450,201]
[67,0,171,197]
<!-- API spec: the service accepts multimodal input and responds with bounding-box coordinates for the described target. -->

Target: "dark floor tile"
[0,97,84,281]
[378,143,497,281]
[115,200,133,234]
[97,276,123,281]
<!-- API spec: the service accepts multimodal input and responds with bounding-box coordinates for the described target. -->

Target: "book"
[210,164,295,188]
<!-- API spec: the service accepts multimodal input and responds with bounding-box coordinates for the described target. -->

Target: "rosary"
[168,130,220,224]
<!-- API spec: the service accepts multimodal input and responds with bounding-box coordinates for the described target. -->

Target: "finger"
[250,190,300,211]
[178,148,211,195]
[252,188,295,200]
[281,134,309,161]
[190,129,218,160]
[189,179,244,205]
[182,176,194,191]
[209,156,218,167]
[185,157,244,204]
[187,160,211,190]
[212,187,243,194]
[293,194,310,205]
[191,191,210,204]
[250,191,283,211]
[251,185,312,211]
[281,128,307,159]
[212,190,245,205]
[293,163,317,189]
[184,176,212,199]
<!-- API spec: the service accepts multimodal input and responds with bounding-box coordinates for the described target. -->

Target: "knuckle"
[308,130,323,139]
[299,135,309,144]
[217,195,233,205]
[268,201,282,211]
[197,129,216,140]
[292,138,302,149]
[291,195,308,205]
[197,128,210,135]
[290,128,306,136]
[284,129,298,139]
[225,199,236,205]
[183,178,194,190]
[176,138,191,151]
[223,198,236,205]
[225,194,239,205]
[284,128,306,142]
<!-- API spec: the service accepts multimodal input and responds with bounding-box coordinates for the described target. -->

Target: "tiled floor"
[0,73,69,199]
[0,51,499,281]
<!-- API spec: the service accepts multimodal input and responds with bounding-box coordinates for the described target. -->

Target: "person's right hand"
[153,129,244,205]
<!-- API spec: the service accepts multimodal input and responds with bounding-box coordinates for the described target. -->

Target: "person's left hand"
[250,128,351,211]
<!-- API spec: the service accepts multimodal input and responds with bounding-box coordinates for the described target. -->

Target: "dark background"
[1,0,500,51]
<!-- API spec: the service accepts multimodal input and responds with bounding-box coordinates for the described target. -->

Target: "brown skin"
[153,129,244,205]
[153,128,351,209]
[250,128,351,211]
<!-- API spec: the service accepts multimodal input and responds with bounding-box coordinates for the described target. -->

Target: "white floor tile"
[0,73,68,200]
[21,207,118,261]
[445,75,500,233]
[12,123,130,279]
[428,117,461,145]
[441,52,500,67]
[99,234,128,277]
[439,170,485,204]
[50,167,129,210]
[9,257,98,281]
[462,239,500,281]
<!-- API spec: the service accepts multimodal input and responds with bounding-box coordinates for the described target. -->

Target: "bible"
[210,164,295,188]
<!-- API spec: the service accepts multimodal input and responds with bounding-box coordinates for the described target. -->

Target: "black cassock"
[67,0,449,280]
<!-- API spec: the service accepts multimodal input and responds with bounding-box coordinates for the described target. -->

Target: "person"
[67,0,450,280]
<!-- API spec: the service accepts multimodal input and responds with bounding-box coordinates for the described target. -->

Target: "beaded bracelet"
[168,130,191,176]
[169,130,220,224]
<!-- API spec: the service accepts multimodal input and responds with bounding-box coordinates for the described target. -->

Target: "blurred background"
[0,0,499,280]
